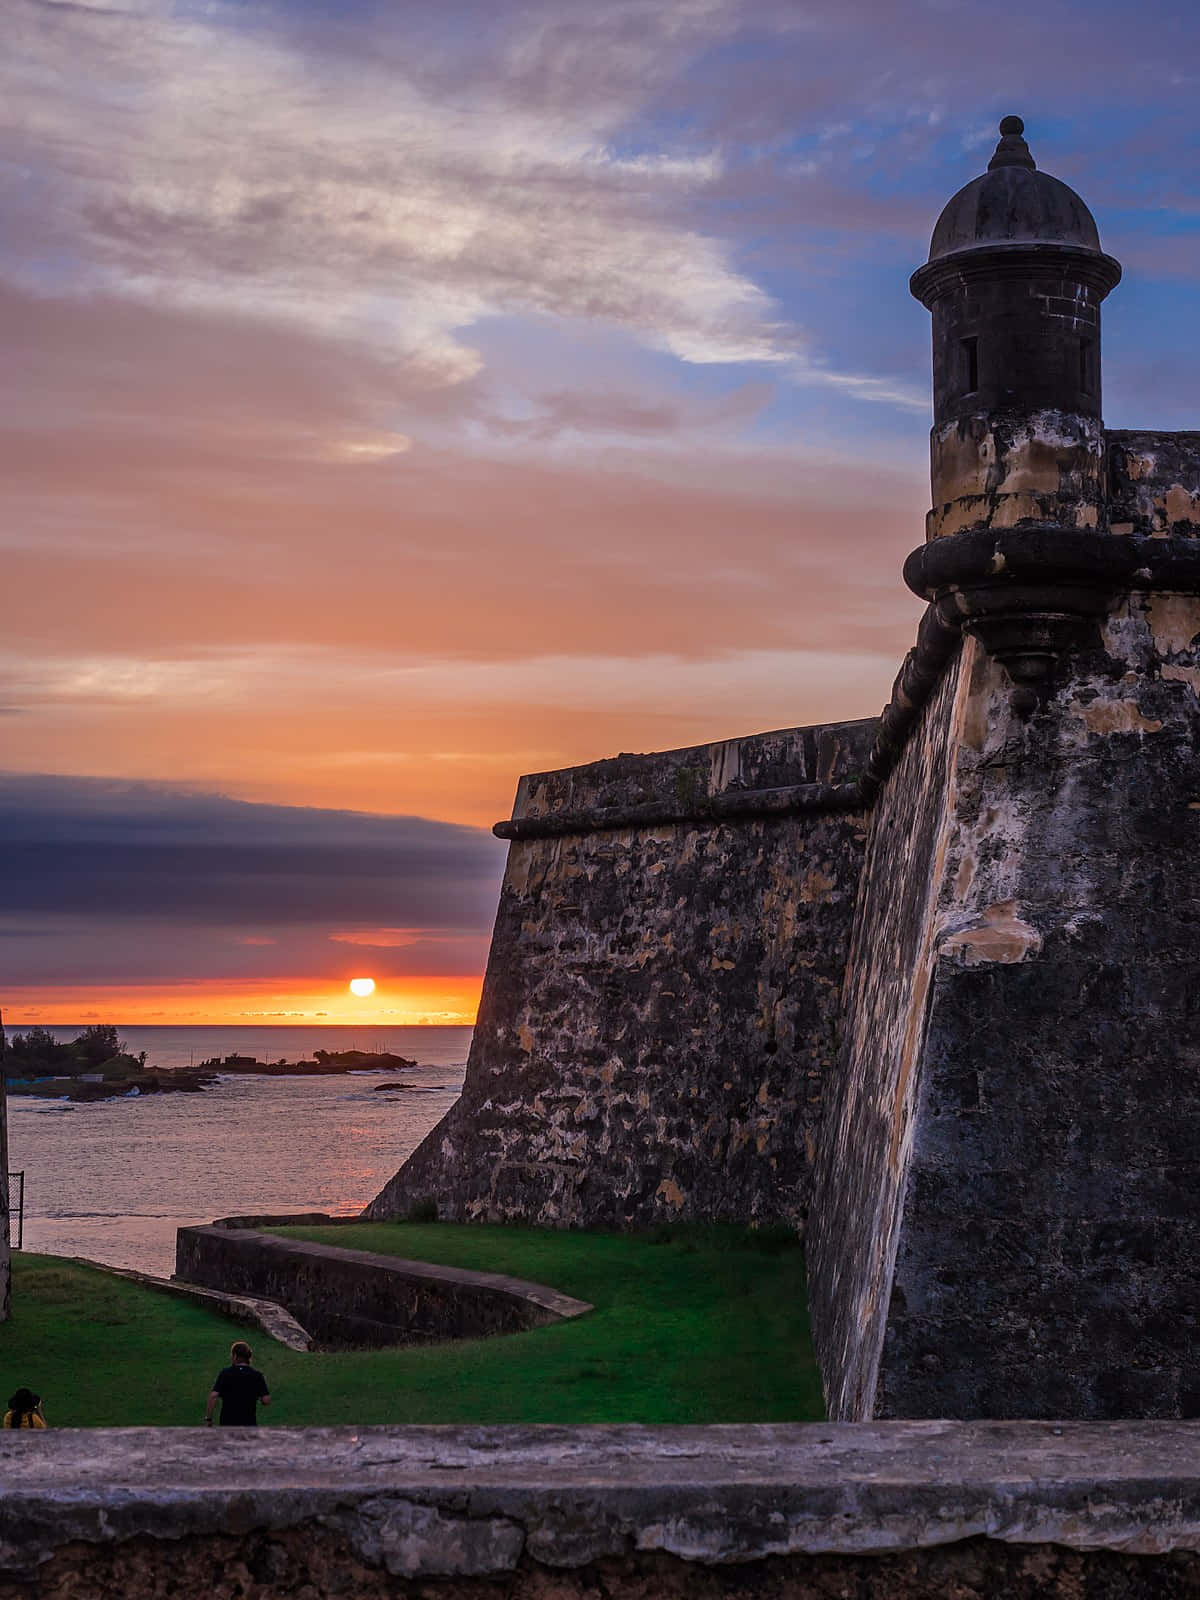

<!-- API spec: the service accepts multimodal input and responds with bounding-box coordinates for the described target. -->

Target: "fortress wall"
[176,1226,589,1348]
[814,582,1200,1420]
[807,642,972,1420]
[1107,430,1200,534]
[367,721,874,1229]
[873,591,1200,1418]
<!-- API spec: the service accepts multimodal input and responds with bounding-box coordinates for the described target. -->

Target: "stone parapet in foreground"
[2,1422,1200,1597]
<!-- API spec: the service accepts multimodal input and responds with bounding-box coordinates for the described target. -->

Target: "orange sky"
[7,0,1194,1027]
[6,978,485,1030]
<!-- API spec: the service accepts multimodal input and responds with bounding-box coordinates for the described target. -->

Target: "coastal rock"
[200,1051,418,1077]
[9,1069,219,1102]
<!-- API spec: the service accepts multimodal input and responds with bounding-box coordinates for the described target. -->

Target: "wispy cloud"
[2,0,797,377]
[5,0,1200,1010]
[0,642,906,721]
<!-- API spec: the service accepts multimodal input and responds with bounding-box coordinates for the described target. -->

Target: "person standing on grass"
[205,1341,270,1427]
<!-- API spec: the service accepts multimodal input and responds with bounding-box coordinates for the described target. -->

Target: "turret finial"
[988,115,1036,172]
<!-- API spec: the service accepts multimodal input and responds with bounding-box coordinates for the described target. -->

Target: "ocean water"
[4,1026,470,1277]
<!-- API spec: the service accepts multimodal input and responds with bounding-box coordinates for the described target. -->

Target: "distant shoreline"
[6,1049,420,1101]
[197,1049,418,1077]
[4,1022,474,1030]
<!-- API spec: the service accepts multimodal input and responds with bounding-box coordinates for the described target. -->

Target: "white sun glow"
[348,977,376,997]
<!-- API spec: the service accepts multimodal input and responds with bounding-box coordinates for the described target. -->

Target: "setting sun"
[349,977,376,998]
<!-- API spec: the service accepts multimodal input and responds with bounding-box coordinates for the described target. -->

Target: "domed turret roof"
[925,117,1104,262]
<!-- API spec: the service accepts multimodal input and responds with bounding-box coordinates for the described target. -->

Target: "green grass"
[0,1255,266,1427]
[0,1224,824,1427]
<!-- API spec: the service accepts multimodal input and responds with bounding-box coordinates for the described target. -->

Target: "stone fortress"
[369,117,1200,1424]
[8,119,1200,1600]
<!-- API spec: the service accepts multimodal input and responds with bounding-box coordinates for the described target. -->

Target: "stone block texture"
[1108,430,1200,535]
[813,594,1200,1420]
[4,1421,1200,1598]
[175,1225,589,1348]
[368,721,873,1229]
[807,645,971,1420]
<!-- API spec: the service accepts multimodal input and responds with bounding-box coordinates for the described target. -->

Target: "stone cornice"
[493,782,865,841]
[491,529,1200,841]
[906,526,1200,712]
[910,242,1122,307]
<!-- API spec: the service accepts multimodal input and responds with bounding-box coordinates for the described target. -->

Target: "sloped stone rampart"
[812,576,1200,1420]
[2,1422,1200,1597]
[175,1225,591,1348]
[368,720,875,1229]
[807,644,970,1420]
[869,593,1200,1419]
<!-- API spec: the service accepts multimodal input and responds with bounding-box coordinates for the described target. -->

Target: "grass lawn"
[0,1223,824,1428]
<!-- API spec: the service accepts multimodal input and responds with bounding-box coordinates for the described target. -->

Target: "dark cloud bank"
[0,775,504,930]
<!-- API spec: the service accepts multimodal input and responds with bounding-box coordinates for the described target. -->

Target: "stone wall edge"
[2,1423,1200,1578]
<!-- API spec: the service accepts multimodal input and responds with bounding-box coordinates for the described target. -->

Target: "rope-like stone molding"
[492,529,1200,842]
[857,600,961,806]
[494,781,865,841]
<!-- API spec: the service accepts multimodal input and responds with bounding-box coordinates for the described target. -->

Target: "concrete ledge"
[176,1225,593,1348]
[1,1422,1200,1595]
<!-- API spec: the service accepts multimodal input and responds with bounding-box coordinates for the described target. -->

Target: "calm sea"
[4,1026,471,1277]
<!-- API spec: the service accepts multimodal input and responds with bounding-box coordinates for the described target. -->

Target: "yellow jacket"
[2,1410,46,1428]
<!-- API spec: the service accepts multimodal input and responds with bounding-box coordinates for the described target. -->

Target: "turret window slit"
[1080,338,1095,395]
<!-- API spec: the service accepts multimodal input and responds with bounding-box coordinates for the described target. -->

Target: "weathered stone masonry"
[369,721,873,1228]
[810,578,1200,1420]
[6,1422,1200,1599]
[807,644,972,1423]
[176,1223,591,1348]
[372,118,1200,1423]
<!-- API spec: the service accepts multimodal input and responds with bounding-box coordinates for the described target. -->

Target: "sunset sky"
[6,0,1200,1024]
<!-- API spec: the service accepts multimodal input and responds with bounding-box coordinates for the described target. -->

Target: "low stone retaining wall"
[69,1256,313,1351]
[175,1225,592,1349]
[1,1422,1199,1597]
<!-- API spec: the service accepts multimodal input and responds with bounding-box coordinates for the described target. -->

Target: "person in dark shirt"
[205,1340,270,1426]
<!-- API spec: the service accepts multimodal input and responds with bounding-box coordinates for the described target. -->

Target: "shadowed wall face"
[368,722,874,1228]
[875,593,1200,1419]
[801,122,1200,1419]
[807,647,971,1419]
[812,584,1200,1420]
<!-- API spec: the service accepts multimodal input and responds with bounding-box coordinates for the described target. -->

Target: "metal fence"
[6,1170,23,1250]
